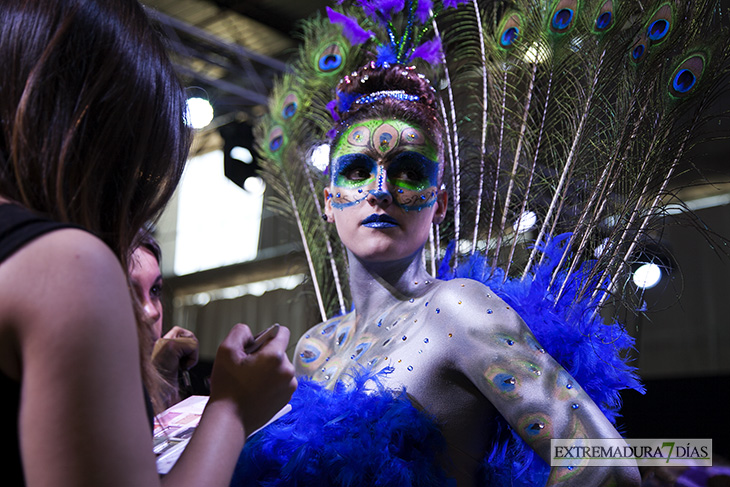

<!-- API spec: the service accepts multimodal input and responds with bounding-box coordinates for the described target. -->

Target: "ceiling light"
[186,97,214,129]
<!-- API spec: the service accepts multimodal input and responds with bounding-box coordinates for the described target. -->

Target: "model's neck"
[347,248,435,320]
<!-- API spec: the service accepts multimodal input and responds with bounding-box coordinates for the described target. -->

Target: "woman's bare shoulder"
[1,227,132,341]
[430,278,507,311]
[0,226,139,391]
[429,278,525,335]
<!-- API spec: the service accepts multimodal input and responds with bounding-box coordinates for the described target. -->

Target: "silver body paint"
[295,249,639,486]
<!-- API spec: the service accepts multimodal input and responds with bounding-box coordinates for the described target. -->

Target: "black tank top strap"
[0,203,76,264]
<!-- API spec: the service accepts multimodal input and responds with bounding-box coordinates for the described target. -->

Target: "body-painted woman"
[294,64,640,487]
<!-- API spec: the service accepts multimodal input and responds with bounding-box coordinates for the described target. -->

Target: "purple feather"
[326,99,340,122]
[364,0,405,19]
[327,7,374,45]
[415,0,433,23]
[442,0,470,8]
[409,38,443,64]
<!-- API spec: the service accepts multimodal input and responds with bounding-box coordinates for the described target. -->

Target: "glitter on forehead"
[332,119,438,162]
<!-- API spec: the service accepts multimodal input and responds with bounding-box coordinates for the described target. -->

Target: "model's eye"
[345,165,372,181]
[333,153,376,186]
[389,152,437,188]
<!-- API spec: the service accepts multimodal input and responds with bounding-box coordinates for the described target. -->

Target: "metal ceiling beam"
[144,6,289,111]
[146,7,289,71]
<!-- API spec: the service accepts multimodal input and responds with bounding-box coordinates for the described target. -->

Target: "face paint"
[330,119,440,212]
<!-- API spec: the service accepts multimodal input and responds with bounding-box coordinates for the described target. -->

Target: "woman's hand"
[208,323,297,435]
[152,326,199,381]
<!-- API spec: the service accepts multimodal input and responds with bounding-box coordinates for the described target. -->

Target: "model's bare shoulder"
[426,278,547,369]
[429,278,523,332]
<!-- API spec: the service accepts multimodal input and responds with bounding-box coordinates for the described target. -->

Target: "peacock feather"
[255,0,730,321]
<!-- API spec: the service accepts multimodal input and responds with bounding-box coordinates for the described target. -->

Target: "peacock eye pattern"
[282,93,299,120]
[669,54,706,97]
[646,3,673,44]
[595,11,612,30]
[501,27,519,47]
[268,126,284,153]
[496,13,521,49]
[318,44,344,72]
[594,0,614,32]
[632,42,646,62]
[552,8,574,31]
[549,0,578,34]
[648,19,669,41]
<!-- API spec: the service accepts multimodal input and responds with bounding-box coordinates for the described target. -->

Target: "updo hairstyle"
[331,62,444,161]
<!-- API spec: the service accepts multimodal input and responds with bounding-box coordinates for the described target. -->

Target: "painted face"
[129,247,164,340]
[325,119,447,263]
[329,119,441,211]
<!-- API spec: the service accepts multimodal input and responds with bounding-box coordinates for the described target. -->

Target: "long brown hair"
[0,0,192,408]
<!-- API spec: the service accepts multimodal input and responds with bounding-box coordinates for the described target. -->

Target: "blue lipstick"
[362,213,398,228]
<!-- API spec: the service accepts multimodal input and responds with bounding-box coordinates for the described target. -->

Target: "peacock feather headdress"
[256,0,730,322]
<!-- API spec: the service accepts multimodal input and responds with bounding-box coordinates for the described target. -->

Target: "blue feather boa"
[232,368,453,487]
[231,234,644,486]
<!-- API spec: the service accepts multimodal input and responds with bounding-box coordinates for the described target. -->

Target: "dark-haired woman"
[129,233,200,411]
[0,1,296,486]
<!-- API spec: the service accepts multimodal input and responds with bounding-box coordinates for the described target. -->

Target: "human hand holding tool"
[244,324,280,354]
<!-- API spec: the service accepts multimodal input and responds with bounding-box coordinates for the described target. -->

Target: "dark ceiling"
[141,0,330,146]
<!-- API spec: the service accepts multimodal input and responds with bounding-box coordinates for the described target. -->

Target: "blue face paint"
[329,120,441,213]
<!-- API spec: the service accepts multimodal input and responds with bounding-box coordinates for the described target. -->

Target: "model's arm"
[442,279,640,487]
[7,229,295,487]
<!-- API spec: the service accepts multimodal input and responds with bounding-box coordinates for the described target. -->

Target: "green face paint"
[332,119,438,161]
[329,119,441,212]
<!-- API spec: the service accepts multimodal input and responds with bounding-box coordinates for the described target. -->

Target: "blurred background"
[139,0,730,460]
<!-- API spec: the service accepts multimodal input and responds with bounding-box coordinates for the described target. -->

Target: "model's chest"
[298,296,456,386]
